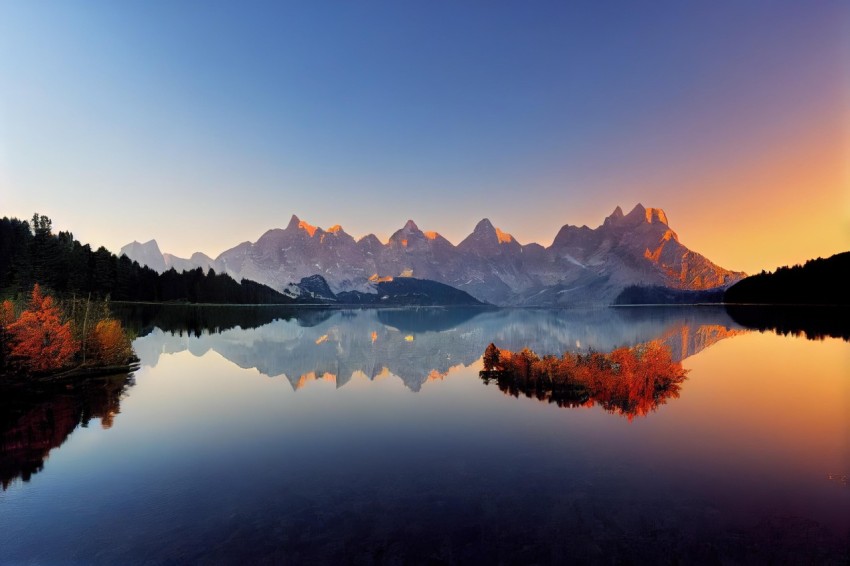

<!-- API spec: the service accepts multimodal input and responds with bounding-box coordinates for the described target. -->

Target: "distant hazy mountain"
[162,252,215,274]
[119,240,167,273]
[120,241,215,275]
[121,204,744,306]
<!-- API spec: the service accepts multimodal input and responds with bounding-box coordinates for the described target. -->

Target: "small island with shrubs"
[0,284,136,383]
[480,341,688,420]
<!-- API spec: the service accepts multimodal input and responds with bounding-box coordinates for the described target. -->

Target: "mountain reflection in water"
[2,306,847,564]
[0,307,744,490]
[123,306,744,392]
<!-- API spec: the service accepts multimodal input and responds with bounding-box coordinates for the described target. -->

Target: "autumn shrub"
[88,319,133,366]
[6,284,79,373]
[483,340,688,420]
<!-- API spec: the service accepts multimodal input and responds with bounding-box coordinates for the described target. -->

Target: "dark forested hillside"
[0,215,293,304]
[336,277,485,306]
[613,285,725,305]
[724,252,849,305]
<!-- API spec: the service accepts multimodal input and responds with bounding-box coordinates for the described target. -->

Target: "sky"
[1,0,847,274]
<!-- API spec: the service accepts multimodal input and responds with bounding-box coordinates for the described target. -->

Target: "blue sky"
[1,1,847,273]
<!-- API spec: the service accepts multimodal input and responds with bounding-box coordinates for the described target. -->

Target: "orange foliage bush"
[88,319,132,366]
[482,340,688,420]
[7,284,79,373]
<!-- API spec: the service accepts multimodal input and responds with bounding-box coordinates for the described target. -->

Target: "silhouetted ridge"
[724,252,850,305]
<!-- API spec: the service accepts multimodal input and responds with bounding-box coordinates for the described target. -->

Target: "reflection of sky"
[0,317,847,562]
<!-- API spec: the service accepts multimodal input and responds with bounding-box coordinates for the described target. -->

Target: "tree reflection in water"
[480,341,687,420]
[0,373,133,490]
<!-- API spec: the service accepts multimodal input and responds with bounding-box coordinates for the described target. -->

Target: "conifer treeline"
[724,252,849,305]
[0,215,293,304]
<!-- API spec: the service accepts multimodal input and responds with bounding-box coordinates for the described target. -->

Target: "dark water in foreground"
[1,306,848,563]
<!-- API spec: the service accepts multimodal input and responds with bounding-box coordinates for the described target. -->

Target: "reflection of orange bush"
[89,319,133,366]
[0,299,16,369]
[482,341,687,420]
[7,284,79,373]
[1,300,14,327]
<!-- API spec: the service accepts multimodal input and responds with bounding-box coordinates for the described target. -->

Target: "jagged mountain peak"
[358,234,382,246]
[605,203,643,225]
[645,207,668,225]
[283,214,320,236]
[604,206,625,225]
[469,218,516,243]
[389,219,425,246]
[127,239,161,251]
[604,203,669,228]
[459,218,519,254]
[627,203,668,226]
[474,218,495,233]
[126,206,744,306]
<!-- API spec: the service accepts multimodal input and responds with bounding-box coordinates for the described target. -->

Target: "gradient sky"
[1,0,847,274]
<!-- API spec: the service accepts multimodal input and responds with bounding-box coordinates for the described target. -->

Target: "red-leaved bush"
[7,284,79,373]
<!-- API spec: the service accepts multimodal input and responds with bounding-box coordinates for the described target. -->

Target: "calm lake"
[1,306,848,563]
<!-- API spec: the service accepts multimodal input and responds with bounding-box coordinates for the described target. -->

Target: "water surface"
[1,306,847,563]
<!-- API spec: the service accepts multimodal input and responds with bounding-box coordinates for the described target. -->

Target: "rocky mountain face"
[120,204,745,306]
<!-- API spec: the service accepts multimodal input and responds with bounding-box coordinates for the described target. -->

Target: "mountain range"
[121,204,745,306]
